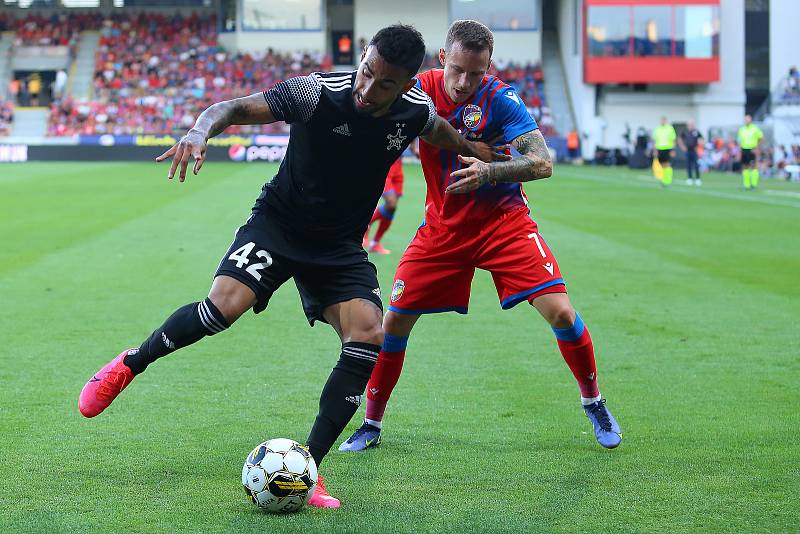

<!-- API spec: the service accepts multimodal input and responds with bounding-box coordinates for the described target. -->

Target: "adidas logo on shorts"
[345,395,362,406]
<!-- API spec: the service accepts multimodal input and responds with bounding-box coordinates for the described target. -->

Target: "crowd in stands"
[490,60,555,136]
[702,137,740,172]
[0,99,13,136]
[9,12,102,50]
[47,12,328,136]
[1,11,555,138]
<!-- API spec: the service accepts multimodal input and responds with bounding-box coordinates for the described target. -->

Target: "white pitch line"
[764,189,800,199]
[562,171,800,209]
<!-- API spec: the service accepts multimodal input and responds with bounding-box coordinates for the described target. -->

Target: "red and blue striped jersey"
[416,69,539,229]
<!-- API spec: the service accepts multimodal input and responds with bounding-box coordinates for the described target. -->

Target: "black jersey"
[256,71,436,246]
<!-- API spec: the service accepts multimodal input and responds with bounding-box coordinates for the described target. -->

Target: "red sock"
[365,335,408,422]
[553,314,600,399]
[369,207,382,226]
[372,211,394,243]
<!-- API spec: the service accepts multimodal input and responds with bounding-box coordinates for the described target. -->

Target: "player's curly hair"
[369,24,426,76]
[445,20,494,56]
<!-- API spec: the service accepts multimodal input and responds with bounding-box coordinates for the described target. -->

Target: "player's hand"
[470,138,512,163]
[155,129,208,182]
[446,155,492,194]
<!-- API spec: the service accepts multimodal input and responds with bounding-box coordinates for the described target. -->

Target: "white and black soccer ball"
[242,438,317,513]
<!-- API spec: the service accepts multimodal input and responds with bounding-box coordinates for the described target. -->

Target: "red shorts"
[388,209,566,314]
[383,159,404,197]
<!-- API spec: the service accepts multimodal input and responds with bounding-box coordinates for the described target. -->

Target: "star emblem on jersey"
[386,123,406,151]
[333,123,351,136]
[462,104,483,130]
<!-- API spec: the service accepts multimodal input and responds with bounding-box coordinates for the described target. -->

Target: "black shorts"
[657,149,672,164]
[214,218,383,326]
[741,148,756,165]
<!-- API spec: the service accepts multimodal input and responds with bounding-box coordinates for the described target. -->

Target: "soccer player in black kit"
[78,25,505,508]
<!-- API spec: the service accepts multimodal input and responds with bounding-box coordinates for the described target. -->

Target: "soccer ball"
[241,438,317,513]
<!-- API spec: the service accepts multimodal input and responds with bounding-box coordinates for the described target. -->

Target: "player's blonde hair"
[445,20,493,57]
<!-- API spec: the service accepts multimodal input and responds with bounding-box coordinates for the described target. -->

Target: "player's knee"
[348,324,384,347]
[207,282,256,325]
[548,305,576,329]
[383,310,418,337]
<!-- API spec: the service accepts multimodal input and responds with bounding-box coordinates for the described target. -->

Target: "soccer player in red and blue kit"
[363,157,405,254]
[340,20,623,452]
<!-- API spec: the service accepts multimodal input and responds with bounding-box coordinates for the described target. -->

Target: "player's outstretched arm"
[445,129,553,194]
[156,93,277,182]
[421,115,511,163]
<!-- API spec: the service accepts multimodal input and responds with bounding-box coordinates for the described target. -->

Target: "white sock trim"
[581,394,602,406]
[365,418,382,429]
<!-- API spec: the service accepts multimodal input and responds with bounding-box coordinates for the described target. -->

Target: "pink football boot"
[79,348,137,418]
[307,475,340,508]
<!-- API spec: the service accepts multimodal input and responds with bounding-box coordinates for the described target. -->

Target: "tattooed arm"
[156,93,276,181]
[192,93,276,139]
[421,115,512,163]
[445,129,553,194]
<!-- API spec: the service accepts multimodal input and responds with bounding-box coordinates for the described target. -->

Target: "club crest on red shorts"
[390,280,405,303]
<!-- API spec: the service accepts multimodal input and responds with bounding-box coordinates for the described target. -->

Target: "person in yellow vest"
[737,114,763,190]
[28,75,41,107]
[653,116,676,186]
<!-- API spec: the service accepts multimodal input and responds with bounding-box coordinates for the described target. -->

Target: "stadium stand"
[2,12,554,137]
[10,12,101,49]
[491,61,555,136]
[46,12,327,136]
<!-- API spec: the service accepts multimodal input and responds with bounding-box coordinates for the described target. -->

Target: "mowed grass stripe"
[0,162,257,276]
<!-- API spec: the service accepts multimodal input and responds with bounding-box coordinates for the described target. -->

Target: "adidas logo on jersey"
[333,123,351,136]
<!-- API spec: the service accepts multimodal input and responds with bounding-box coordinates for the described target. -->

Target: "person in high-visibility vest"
[737,114,763,190]
[566,130,580,161]
[653,116,676,186]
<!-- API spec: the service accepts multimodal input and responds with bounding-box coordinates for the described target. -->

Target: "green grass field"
[1,161,798,532]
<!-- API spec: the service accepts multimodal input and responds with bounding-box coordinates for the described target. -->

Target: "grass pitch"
[1,161,798,532]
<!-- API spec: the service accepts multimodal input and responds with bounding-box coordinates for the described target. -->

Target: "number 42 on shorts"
[228,242,273,281]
